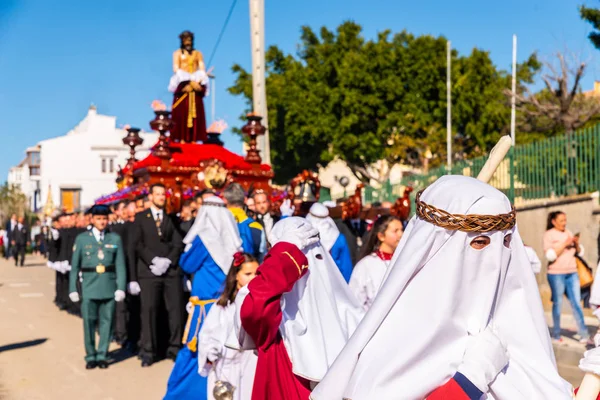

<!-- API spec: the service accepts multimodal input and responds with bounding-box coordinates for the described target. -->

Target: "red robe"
[240,242,312,400]
[428,378,598,400]
[171,81,207,143]
[427,378,474,399]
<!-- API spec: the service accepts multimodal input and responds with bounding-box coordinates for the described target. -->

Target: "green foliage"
[581,4,600,49]
[229,21,541,183]
[0,183,30,225]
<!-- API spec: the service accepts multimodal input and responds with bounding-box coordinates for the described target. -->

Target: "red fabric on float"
[121,143,272,175]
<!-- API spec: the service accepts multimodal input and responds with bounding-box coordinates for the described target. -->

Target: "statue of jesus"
[168,30,208,143]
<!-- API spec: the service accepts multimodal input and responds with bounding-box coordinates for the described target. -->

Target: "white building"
[28,105,158,213]
[7,145,41,211]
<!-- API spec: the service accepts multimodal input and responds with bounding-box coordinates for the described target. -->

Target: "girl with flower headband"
[197,252,259,400]
[349,215,403,311]
[164,196,243,400]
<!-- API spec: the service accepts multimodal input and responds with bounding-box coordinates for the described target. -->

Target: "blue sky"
[1,0,599,182]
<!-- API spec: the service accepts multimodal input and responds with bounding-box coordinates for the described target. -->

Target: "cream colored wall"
[516,194,600,312]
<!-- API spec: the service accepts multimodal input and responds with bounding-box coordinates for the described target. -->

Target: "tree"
[229,22,540,184]
[0,183,29,225]
[509,52,600,135]
[580,4,600,49]
[507,52,600,195]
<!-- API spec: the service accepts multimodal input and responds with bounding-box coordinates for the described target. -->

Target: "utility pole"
[447,40,452,172]
[249,0,270,165]
[509,35,517,203]
[510,35,517,146]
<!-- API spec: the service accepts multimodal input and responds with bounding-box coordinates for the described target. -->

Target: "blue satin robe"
[164,237,226,400]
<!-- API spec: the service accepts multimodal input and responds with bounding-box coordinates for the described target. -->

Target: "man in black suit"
[129,183,183,366]
[110,201,131,347]
[5,214,17,259]
[252,190,280,244]
[176,199,195,236]
[10,216,29,267]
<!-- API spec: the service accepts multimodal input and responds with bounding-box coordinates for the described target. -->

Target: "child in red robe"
[235,217,364,400]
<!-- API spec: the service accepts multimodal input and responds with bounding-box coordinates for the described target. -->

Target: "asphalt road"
[0,255,173,400]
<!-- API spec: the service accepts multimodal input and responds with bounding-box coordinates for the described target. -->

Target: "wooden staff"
[476,135,512,184]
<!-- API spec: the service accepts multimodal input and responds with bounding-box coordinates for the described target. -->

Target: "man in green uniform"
[69,204,126,370]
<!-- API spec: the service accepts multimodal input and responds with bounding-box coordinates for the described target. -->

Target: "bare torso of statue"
[172,49,205,74]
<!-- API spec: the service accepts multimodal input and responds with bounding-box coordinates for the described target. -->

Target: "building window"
[28,151,40,166]
[102,158,106,173]
[30,167,40,176]
[109,158,114,173]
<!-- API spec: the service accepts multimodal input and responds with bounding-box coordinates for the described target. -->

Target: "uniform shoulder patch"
[249,221,263,230]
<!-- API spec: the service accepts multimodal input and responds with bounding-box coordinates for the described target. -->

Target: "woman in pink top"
[543,210,589,343]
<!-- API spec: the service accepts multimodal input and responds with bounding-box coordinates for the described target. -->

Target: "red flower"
[233,252,245,267]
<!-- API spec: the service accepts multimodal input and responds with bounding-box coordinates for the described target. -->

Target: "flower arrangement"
[151,100,167,111]
[207,119,228,134]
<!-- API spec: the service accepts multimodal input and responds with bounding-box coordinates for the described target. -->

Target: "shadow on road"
[108,347,137,366]
[0,338,48,353]
[549,325,599,349]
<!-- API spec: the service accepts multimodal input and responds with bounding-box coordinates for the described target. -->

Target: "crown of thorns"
[415,190,516,233]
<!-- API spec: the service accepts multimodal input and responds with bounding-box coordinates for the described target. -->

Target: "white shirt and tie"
[92,228,105,243]
[151,207,164,222]
[150,206,165,237]
[260,213,274,238]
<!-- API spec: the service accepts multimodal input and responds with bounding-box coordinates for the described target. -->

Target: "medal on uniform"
[98,249,104,260]
[96,264,106,274]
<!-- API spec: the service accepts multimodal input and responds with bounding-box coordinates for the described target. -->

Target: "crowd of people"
[10,176,600,399]
[33,180,407,398]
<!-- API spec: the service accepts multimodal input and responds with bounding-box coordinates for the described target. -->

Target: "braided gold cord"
[415,190,516,233]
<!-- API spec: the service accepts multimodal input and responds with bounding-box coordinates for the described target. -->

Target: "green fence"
[363,125,600,206]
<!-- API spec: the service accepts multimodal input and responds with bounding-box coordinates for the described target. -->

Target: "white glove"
[150,257,165,276]
[279,199,295,217]
[69,292,80,303]
[579,334,600,375]
[150,257,171,276]
[128,281,141,295]
[56,261,70,273]
[55,261,65,274]
[185,279,192,292]
[206,345,221,363]
[47,261,57,271]
[114,290,126,302]
[457,325,509,393]
[149,265,163,276]
[186,301,193,314]
[269,217,319,252]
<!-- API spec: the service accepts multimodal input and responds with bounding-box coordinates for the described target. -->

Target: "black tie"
[155,212,162,237]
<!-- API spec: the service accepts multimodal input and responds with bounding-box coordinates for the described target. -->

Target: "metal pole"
[511,35,517,146]
[211,77,216,123]
[446,40,452,172]
[509,35,517,203]
[249,0,270,165]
